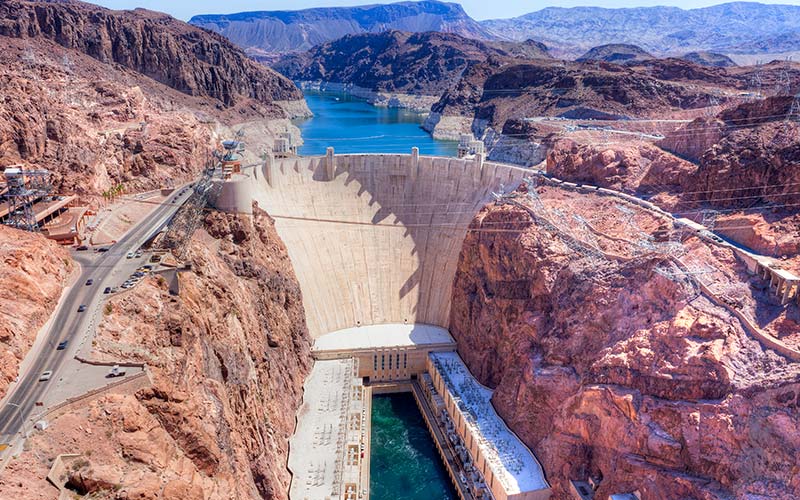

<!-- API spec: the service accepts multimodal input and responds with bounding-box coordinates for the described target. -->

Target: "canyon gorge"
[0,1,799,499]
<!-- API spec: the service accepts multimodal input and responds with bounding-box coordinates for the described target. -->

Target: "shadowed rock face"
[659,96,800,209]
[0,0,302,106]
[449,196,800,499]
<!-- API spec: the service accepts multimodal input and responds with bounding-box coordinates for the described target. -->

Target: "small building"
[274,132,297,158]
[570,480,595,500]
[313,323,456,382]
[457,134,485,159]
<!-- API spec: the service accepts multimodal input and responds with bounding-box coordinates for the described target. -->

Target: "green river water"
[370,393,457,500]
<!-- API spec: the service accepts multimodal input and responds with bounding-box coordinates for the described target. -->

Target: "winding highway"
[0,186,192,448]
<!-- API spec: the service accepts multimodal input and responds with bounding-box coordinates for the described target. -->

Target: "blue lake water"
[295,90,458,156]
[370,393,458,500]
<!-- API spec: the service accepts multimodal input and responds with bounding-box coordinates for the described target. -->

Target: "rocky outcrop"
[680,51,737,68]
[449,192,800,498]
[659,96,800,209]
[0,227,72,399]
[546,139,697,196]
[274,31,547,99]
[576,44,654,64]
[0,0,302,107]
[3,206,312,499]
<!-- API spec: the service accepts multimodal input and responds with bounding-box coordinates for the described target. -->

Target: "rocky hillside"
[576,44,654,64]
[482,3,800,59]
[0,226,72,400]
[274,31,548,96]
[450,187,800,498]
[425,58,733,138]
[0,0,301,107]
[190,0,495,57]
[544,93,800,267]
[2,207,313,499]
[0,1,306,198]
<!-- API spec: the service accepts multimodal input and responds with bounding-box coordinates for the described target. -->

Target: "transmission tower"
[789,93,800,121]
[776,70,791,96]
[701,209,719,232]
[705,94,720,118]
[749,72,763,99]
[2,167,52,231]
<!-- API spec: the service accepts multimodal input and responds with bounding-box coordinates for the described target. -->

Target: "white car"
[126,252,134,259]
[38,371,53,382]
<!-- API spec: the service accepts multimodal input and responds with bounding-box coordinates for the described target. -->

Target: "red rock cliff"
[1,207,313,499]
[449,190,800,499]
[0,0,302,107]
[0,226,72,399]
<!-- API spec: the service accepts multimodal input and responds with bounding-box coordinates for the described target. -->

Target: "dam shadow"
[251,152,529,338]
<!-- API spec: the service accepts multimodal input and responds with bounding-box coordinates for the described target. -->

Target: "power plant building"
[427,352,551,500]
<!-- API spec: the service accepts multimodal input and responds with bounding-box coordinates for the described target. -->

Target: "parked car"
[77,305,87,313]
[126,252,134,259]
[56,341,68,350]
[107,365,126,378]
[76,245,89,251]
[132,272,145,278]
[85,279,93,286]
[103,287,112,294]
[38,371,53,382]
[96,247,110,253]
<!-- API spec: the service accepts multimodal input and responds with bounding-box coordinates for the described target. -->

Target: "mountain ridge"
[190,0,495,56]
[191,1,800,59]
[482,2,800,58]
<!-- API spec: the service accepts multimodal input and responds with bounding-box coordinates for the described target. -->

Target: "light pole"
[7,403,28,438]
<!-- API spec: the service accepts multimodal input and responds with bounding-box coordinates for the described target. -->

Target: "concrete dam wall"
[215,151,529,338]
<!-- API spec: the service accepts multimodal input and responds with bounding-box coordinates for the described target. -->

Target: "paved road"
[0,187,192,443]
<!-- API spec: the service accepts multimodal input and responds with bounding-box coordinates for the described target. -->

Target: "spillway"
[215,151,529,338]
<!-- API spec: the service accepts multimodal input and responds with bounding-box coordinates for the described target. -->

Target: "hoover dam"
[218,150,528,338]
[213,150,553,500]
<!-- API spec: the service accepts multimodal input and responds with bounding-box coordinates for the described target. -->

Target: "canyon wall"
[1,207,312,499]
[0,0,301,108]
[449,191,800,499]
[0,227,72,400]
[0,0,307,199]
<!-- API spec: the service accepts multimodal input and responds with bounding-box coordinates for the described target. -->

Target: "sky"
[92,0,800,22]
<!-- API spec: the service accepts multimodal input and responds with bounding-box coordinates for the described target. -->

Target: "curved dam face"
[216,152,528,338]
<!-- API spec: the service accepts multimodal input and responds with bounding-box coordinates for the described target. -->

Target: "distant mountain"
[680,51,737,67]
[576,44,654,64]
[481,2,800,58]
[273,31,548,95]
[190,0,495,56]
